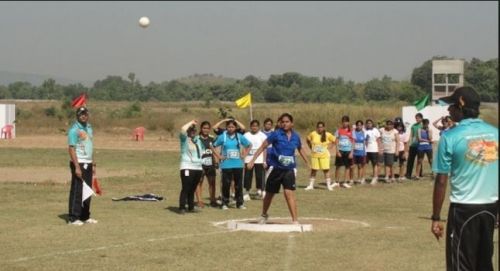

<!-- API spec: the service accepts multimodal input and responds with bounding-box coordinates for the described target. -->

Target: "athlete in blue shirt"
[431,87,498,270]
[247,113,310,224]
[212,119,251,210]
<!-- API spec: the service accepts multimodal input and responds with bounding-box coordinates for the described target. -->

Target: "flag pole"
[249,103,253,121]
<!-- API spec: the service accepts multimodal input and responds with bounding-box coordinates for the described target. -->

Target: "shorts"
[265,167,296,193]
[366,152,379,165]
[417,149,433,160]
[394,151,406,166]
[383,153,395,166]
[335,151,353,167]
[201,167,216,177]
[311,157,330,170]
[353,155,366,165]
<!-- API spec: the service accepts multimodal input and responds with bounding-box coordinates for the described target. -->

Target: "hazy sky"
[0,1,497,84]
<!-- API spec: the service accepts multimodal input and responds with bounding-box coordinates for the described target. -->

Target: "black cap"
[76,106,89,116]
[439,86,480,110]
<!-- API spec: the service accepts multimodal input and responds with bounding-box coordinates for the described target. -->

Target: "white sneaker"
[238,205,247,210]
[258,214,269,224]
[304,185,314,191]
[399,176,407,181]
[359,179,366,185]
[330,182,340,188]
[243,194,251,201]
[371,178,378,185]
[327,184,334,191]
[262,191,266,198]
[68,220,84,226]
[349,180,354,186]
[257,190,262,196]
[84,218,98,224]
[341,182,352,189]
[221,205,229,210]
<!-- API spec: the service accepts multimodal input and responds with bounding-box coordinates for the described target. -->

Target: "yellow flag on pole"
[235,93,252,108]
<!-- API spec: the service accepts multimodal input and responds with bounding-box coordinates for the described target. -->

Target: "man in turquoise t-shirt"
[431,87,498,271]
[67,107,97,226]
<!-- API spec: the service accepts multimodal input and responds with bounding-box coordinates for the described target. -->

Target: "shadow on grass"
[165,206,184,214]
[58,213,69,222]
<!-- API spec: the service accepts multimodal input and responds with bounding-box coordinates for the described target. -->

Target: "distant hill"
[0,70,91,87]
[175,73,238,85]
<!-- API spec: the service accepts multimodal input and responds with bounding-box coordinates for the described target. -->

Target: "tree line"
[0,57,497,103]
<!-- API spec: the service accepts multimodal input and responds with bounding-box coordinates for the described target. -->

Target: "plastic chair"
[1,124,13,139]
[132,127,145,141]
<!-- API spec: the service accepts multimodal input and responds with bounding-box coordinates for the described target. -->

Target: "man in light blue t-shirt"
[67,106,97,226]
[431,87,498,271]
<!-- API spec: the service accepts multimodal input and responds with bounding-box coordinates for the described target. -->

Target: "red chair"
[133,127,145,141]
[1,124,13,139]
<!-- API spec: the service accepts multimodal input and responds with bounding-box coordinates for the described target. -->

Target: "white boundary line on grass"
[284,234,296,271]
[9,230,235,263]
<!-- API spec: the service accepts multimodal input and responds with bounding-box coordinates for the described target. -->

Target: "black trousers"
[221,168,243,207]
[68,162,93,222]
[446,202,498,271]
[244,163,265,191]
[405,146,422,178]
[179,169,202,210]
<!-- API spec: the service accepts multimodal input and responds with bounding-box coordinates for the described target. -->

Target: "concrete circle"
[212,217,370,233]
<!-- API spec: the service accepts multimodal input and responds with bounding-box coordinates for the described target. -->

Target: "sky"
[0,1,497,85]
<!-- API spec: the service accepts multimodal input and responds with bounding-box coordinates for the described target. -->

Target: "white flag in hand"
[82,181,95,206]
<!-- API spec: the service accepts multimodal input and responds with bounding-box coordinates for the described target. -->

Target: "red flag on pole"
[71,93,87,108]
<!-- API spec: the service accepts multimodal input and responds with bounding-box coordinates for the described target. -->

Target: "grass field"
[0,101,498,270]
[0,146,497,271]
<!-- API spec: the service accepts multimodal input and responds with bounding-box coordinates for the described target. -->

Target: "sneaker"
[256,190,262,196]
[221,205,229,210]
[399,176,407,181]
[237,205,247,210]
[84,218,98,224]
[304,185,314,191]
[341,182,352,189]
[349,180,354,186]
[258,214,269,224]
[330,182,340,188]
[262,191,266,198]
[359,179,366,185]
[210,201,219,208]
[68,220,84,226]
[243,194,251,201]
[371,178,378,185]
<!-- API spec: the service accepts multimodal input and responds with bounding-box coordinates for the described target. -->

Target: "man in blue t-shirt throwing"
[247,113,310,224]
[431,87,498,271]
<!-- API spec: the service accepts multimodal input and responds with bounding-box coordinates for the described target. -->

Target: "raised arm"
[432,118,442,130]
[234,119,246,131]
[182,120,197,133]
[213,119,229,130]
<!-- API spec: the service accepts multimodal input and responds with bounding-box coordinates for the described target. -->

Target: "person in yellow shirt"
[305,122,336,191]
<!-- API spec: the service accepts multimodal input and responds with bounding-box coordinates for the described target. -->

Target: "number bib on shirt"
[201,157,213,166]
[354,143,364,151]
[278,155,294,166]
[227,150,240,159]
[313,146,325,153]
